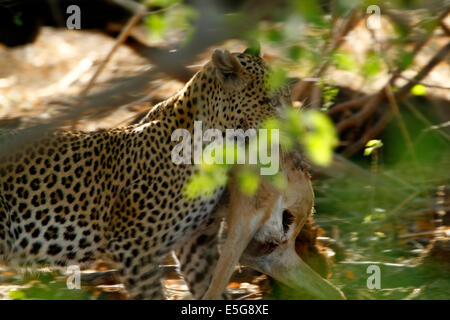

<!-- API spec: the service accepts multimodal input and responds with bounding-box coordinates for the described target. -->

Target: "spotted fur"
[0,49,283,299]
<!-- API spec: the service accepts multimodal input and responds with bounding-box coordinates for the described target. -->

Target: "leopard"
[0,48,289,299]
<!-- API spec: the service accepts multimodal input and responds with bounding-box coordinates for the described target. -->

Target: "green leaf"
[395,50,414,70]
[334,0,361,14]
[332,51,356,71]
[302,110,337,166]
[184,167,228,200]
[266,29,284,43]
[374,231,386,238]
[410,84,427,96]
[167,5,198,45]
[393,20,409,41]
[366,139,383,148]
[420,17,438,34]
[364,139,383,156]
[145,14,166,41]
[238,169,260,196]
[9,290,26,300]
[278,109,303,151]
[320,81,339,110]
[362,51,383,78]
[286,109,304,137]
[268,172,288,191]
[267,108,337,166]
[292,0,325,26]
[287,45,302,61]
[244,40,261,57]
[267,66,287,93]
[363,209,386,223]
[263,117,294,151]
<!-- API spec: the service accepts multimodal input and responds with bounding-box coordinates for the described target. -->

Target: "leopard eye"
[282,209,295,233]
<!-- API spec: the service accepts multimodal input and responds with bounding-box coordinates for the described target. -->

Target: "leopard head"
[175,48,290,132]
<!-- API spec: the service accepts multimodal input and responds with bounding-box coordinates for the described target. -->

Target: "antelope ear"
[212,49,248,90]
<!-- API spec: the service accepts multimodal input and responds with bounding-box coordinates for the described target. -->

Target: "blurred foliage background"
[0,0,449,299]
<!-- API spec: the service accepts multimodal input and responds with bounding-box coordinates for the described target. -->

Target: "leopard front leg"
[107,238,166,300]
[0,193,10,262]
[173,216,229,299]
[104,186,168,300]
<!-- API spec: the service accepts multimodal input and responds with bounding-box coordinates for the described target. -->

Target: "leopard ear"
[212,49,242,74]
[212,49,248,90]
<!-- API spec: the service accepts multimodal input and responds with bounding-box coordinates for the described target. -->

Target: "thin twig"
[389,190,421,217]
[399,229,449,239]
[144,3,180,16]
[311,84,322,109]
[385,84,417,161]
[335,42,450,135]
[368,23,450,90]
[337,39,450,155]
[111,0,144,14]
[396,41,450,98]
[328,9,450,156]
[79,5,147,100]
[342,106,393,157]
[404,99,450,141]
[291,9,362,101]
[385,84,433,212]
[336,91,385,134]
[327,95,370,116]
[0,0,276,157]
[441,18,450,35]
[313,153,418,193]
[394,74,450,90]
[424,120,450,132]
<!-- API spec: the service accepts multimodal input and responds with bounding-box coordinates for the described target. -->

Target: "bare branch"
[79,5,147,100]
